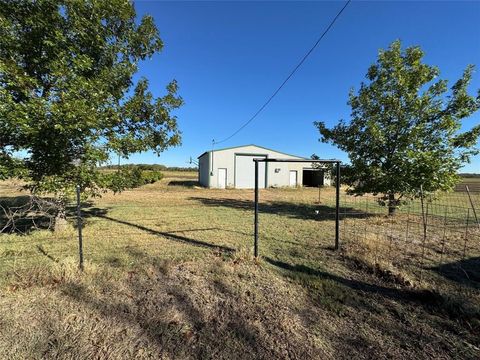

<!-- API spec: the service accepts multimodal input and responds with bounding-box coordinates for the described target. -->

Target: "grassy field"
[457,177,480,192]
[0,172,479,359]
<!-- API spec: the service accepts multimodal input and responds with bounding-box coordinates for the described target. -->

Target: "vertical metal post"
[440,206,447,264]
[335,161,340,250]
[254,160,259,258]
[465,185,479,228]
[420,186,428,243]
[419,185,427,280]
[364,196,368,242]
[76,185,84,271]
[463,208,470,259]
[405,204,410,243]
[210,139,215,177]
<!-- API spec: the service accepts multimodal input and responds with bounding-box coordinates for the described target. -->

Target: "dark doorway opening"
[302,169,324,187]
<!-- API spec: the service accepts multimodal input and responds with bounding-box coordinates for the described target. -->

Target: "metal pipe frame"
[253,159,340,163]
[253,158,341,257]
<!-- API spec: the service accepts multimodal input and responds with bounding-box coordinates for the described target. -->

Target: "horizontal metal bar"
[253,158,341,163]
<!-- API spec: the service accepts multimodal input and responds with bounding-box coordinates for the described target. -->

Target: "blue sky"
[126,0,480,172]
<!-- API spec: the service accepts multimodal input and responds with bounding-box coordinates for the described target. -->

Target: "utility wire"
[213,0,352,146]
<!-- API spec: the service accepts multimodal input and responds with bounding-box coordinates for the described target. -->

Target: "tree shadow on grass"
[83,209,479,324]
[81,210,235,254]
[35,245,59,263]
[264,257,480,331]
[57,244,479,359]
[265,258,432,303]
[34,206,476,358]
[189,196,373,221]
[431,257,480,290]
[58,247,321,359]
[167,180,199,187]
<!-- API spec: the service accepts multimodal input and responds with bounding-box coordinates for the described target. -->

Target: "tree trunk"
[388,192,396,216]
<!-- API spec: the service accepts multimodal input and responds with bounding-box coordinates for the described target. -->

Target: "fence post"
[405,204,410,244]
[440,206,447,264]
[335,161,340,250]
[343,191,347,238]
[352,195,357,242]
[254,160,259,258]
[465,185,479,229]
[364,196,369,244]
[76,185,84,271]
[419,185,427,281]
[463,208,470,260]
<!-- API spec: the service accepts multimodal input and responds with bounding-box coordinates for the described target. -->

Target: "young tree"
[0,0,182,200]
[315,40,480,215]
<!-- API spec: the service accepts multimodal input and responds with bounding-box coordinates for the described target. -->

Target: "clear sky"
[126,0,480,172]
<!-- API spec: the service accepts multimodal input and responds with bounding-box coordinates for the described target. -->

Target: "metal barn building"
[198,144,331,189]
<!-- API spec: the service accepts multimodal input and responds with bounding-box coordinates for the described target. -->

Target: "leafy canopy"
[316,40,480,205]
[0,0,182,197]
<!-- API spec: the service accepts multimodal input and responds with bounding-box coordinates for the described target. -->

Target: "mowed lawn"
[0,172,479,359]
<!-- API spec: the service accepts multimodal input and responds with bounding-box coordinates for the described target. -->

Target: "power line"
[213,0,352,146]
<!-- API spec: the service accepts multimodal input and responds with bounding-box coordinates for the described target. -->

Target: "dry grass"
[0,172,479,359]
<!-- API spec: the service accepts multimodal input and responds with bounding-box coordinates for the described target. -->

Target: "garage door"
[235,155,266,189]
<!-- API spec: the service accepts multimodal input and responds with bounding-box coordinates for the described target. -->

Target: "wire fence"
[0,194,254,286]
[1,184,479,295]
[339,187,480,292]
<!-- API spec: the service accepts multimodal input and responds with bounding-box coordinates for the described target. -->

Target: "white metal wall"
[198,152,210,187]
[198,145,329,188]
[235,154,266,189]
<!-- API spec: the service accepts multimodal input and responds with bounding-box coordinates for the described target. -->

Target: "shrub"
[103,168,163,193]
[141,170,164,184]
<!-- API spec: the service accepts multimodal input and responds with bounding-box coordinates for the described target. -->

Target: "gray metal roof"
[197,144,308,159]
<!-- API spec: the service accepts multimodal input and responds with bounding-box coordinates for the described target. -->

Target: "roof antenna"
[188,156,198,166]
[210,139,215,176]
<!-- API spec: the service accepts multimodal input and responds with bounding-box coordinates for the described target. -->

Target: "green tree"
[0,0,182,199]
[316,40,480,215]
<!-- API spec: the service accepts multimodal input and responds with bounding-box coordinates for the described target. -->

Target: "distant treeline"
[100,164,198,171]
[459,173,480,178]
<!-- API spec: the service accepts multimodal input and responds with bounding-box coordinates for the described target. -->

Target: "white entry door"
[218,168,227,189]
[289,170,297,187]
